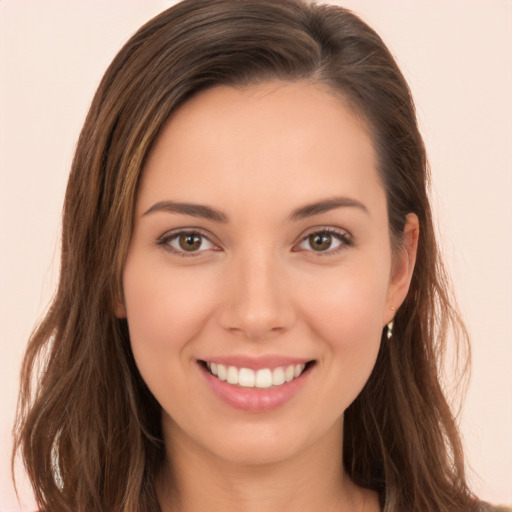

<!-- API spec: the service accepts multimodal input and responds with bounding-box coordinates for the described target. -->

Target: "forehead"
[138,81,383,218]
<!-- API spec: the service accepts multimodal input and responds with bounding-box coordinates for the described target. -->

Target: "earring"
[386,320,394,339]
[386,306,396,339]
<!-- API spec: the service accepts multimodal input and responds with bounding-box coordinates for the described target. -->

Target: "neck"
[157,417,376,512]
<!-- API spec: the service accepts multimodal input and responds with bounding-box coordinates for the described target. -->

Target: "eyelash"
[295,227,354,256]
[156,229,219,257]
[156,227,353,257]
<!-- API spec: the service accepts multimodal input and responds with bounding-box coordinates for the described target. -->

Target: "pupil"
[179,233,201,251]
[311,233,331,251]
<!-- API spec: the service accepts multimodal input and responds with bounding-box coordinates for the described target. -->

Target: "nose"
[218,248,296,341]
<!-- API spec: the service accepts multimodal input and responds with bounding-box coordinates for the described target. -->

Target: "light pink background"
[1,1,511,510]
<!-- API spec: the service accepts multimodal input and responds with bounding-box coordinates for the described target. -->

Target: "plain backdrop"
[1,1,511,510]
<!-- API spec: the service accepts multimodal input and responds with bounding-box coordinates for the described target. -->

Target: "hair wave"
[13,1,476,511]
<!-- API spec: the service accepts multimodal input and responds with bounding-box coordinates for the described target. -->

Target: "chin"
[205,431,311,466]
[164,408,344,469]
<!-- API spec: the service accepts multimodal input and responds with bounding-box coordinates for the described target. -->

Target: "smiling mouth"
[200,361,315,389]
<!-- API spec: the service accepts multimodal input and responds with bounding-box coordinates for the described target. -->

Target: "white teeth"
[272,367,285,386]
[226,366,238,385]
[238,368,255,387]
[255,368,272,388]
[284,365,295,383]
[217,364,227,381]
[206,362,307,388]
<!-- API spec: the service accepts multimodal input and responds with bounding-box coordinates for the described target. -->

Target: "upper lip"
[198,355,314,370]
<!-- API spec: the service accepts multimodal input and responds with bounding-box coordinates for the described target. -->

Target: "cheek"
[309,285,384,359]
[297,263,388,402]
[300,258,389,338]
[122,259,220,385]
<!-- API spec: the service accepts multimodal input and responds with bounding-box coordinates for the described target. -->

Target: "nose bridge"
[220,243,294,339]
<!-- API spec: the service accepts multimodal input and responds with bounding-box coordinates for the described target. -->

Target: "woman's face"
[120,81,416,466]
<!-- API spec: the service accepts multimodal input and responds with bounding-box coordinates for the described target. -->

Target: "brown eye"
[308,233,333,251]
[294,229,351,254]
[160,231,216,255]
[178,233,202,251]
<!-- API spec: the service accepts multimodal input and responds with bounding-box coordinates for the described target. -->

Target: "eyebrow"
[143,201,229,223]
[143,196,368,223]
[289,196,369,221]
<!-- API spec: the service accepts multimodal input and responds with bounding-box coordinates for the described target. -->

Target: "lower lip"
[199,363,313,412]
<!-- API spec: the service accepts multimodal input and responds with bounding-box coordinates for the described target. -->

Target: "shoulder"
[476,503,512,512]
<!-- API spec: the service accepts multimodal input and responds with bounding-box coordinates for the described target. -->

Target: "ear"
[383,213,419,324]
[115,302,127,318]
[113,289,127,318]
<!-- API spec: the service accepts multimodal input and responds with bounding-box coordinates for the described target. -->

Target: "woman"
[11,0,500,511]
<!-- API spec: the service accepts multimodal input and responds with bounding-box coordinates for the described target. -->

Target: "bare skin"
[118,81,418,512]
[156,414,380,512]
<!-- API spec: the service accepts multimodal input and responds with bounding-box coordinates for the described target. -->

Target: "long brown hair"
[13,1,476,510]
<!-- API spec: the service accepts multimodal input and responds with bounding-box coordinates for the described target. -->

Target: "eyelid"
[293,226,354,255]
[156,227,221,256]
[155,225,353,257]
